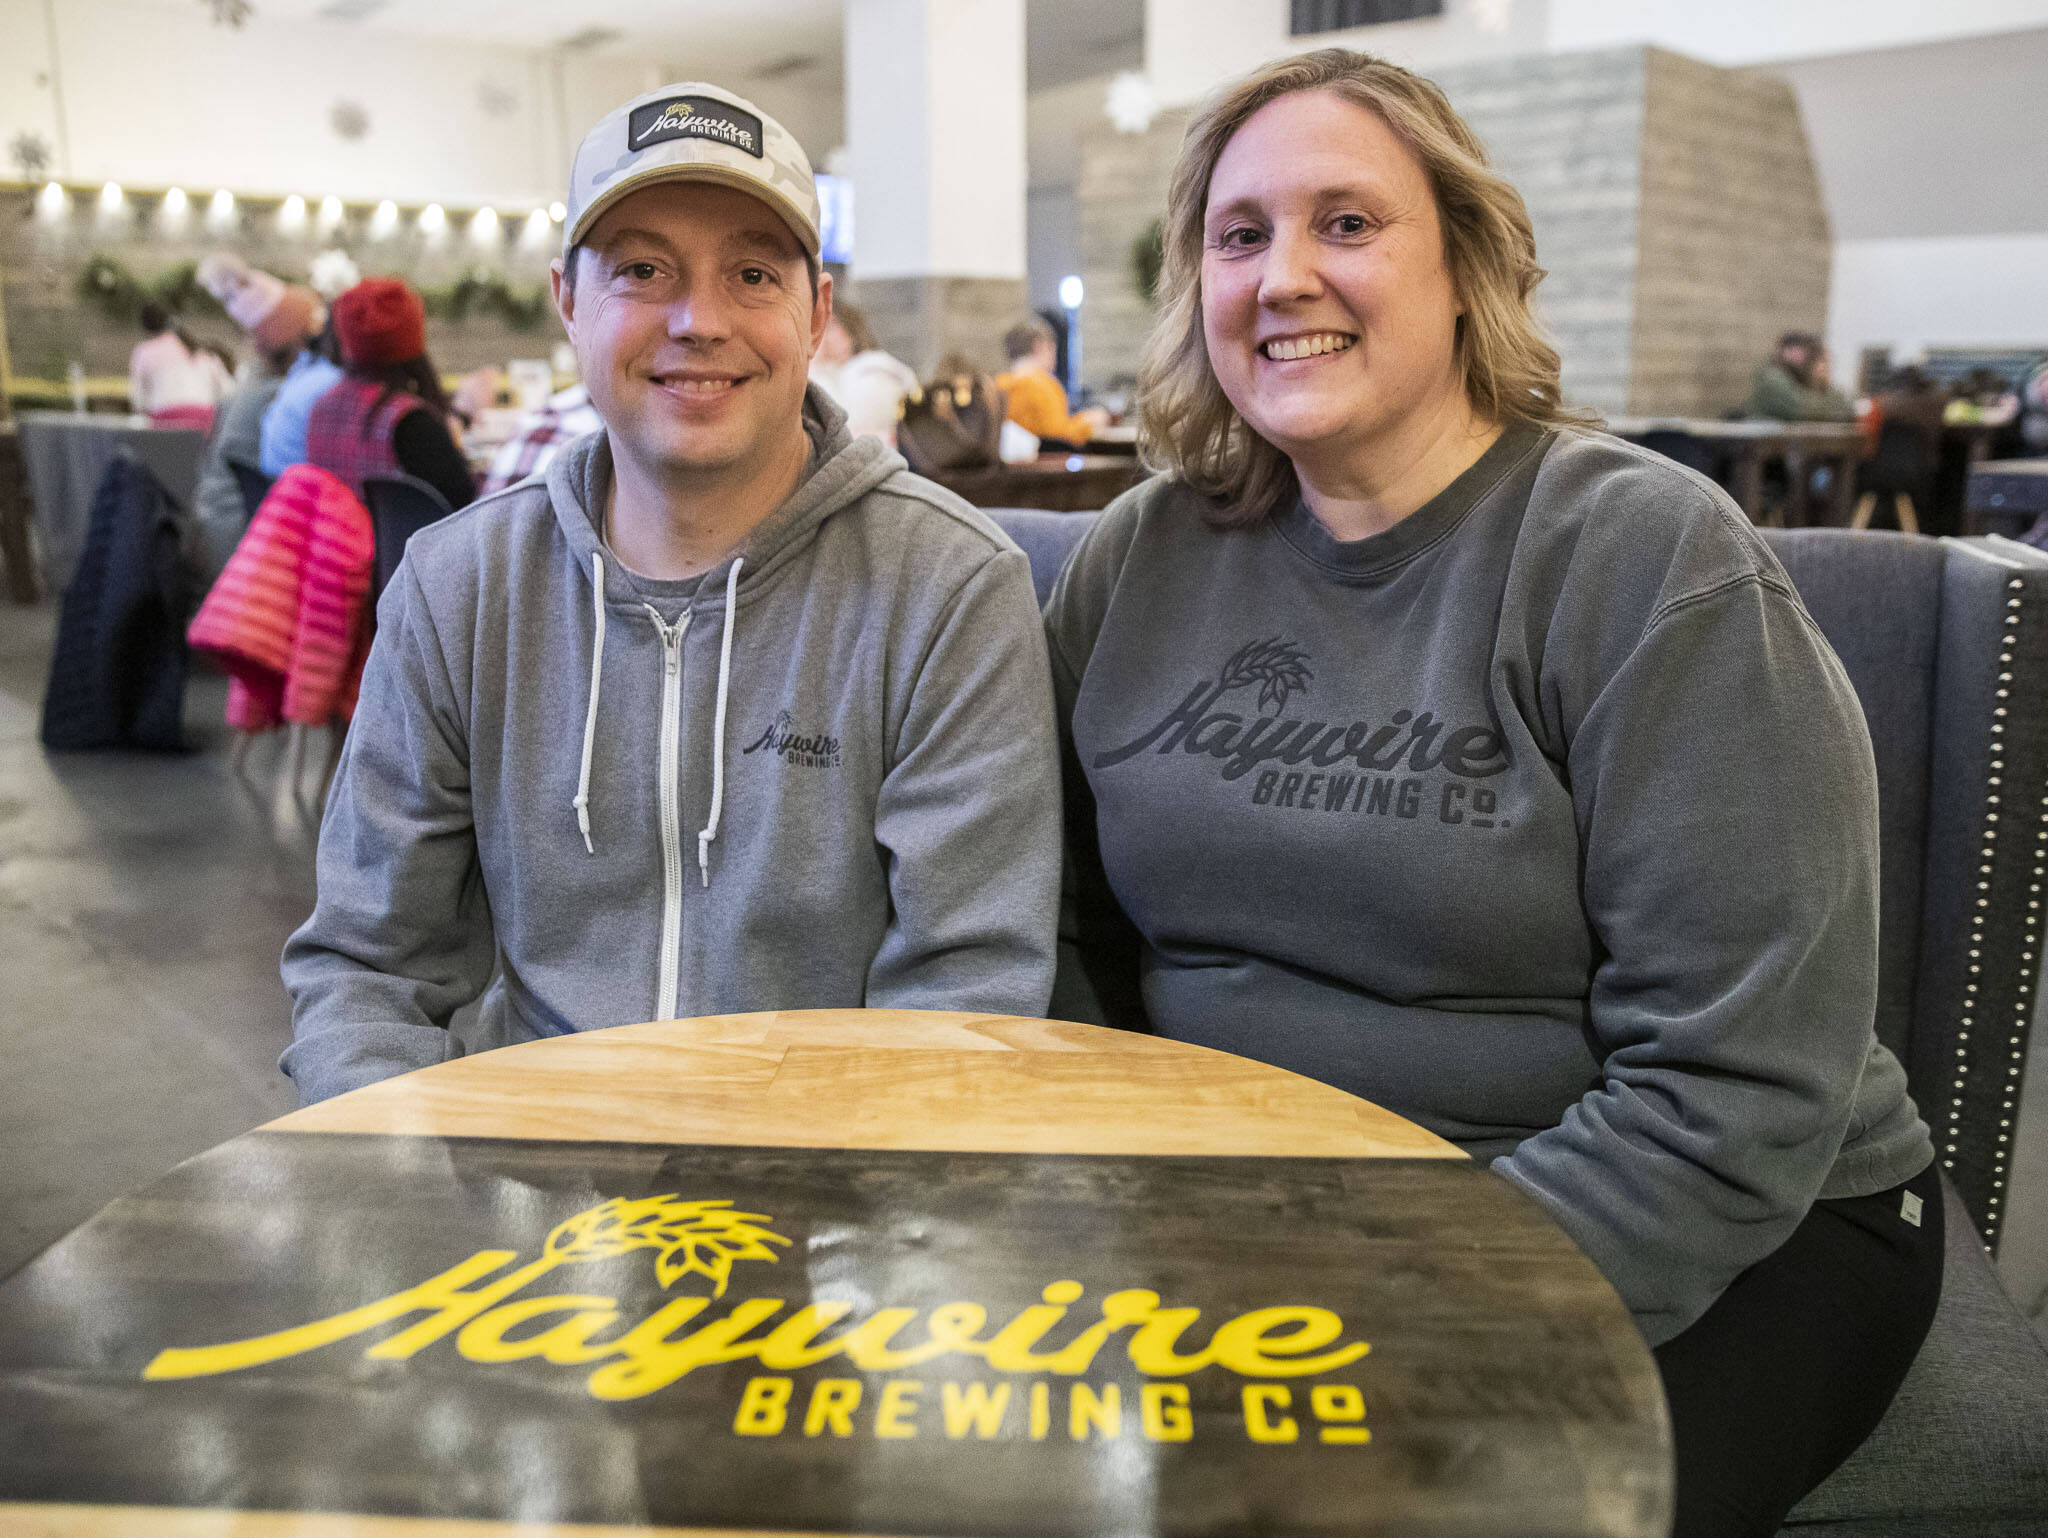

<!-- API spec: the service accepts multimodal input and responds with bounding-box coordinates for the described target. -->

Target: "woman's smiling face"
[1201,90,1468,476]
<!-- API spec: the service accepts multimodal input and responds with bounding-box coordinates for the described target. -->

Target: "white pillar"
[843,0,1029,371]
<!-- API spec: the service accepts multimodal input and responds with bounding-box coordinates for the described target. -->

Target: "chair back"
[1867,418,1940,496]
[361,474,454,602]
[986,507,1099,607]
[1757,531,2047,1248]
[225,458,273,522]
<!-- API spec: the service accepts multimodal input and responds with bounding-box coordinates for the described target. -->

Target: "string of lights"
[18,179,568,247]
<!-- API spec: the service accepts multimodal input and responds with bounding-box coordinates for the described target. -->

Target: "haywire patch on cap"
[564,81,820,260]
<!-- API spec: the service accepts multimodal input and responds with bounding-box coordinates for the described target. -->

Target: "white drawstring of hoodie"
[570,550,744,887]
[572,551,606,854]
[697,556,743,885]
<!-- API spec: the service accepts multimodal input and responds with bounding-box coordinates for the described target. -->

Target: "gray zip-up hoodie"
[281,392,1060,1103]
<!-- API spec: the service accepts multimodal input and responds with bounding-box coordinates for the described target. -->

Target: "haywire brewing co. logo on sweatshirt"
[1093,637,1513,829]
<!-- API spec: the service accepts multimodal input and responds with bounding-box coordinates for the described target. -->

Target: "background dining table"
[13,410,206,593]
[925,453,1146,512]
[0,1009,1673,1537]
[1605,416,1866,526]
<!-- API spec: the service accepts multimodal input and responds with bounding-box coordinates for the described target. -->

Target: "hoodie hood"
[543,382,906,612]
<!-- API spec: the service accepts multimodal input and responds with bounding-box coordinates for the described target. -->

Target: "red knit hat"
[333,277,427,367]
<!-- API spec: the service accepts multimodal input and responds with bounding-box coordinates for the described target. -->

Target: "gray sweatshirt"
[1046,424,1933,1346]
[282,391,1059,1103]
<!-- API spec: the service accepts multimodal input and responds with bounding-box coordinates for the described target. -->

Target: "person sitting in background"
[259,321,344,476]
[2018,361,2048,454]
[477,380,603,497]
[303,278,475,512]
[808,302,919,448]
[128,302,232,428]
[187,259,326,580]
[1747,331,1854,422]
[997,317,1109,447]
[1874,360,1948,437]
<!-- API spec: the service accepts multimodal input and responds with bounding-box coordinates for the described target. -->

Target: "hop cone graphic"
[1217,637,1313,713]
[543,1196,790,1297]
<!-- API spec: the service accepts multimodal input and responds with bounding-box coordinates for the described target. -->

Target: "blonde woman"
[1045,49,1938,1538]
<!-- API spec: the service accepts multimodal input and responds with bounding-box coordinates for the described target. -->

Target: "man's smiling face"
[555,179,828,484]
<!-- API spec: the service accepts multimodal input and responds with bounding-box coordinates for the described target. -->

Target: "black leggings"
[1653,1162,1945,1538]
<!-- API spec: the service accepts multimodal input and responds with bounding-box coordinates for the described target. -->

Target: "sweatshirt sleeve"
[278,563,496,1103]
[865,546,1061,1017]
[1495,574,1882,1346]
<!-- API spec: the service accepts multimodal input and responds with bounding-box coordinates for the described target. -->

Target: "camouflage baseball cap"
[564,82,820,259]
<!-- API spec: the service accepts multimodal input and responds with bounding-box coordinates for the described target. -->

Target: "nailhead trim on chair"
[1942,574,2039,1250]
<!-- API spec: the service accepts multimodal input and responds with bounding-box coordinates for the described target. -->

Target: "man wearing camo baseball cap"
[282,81,1061,1103]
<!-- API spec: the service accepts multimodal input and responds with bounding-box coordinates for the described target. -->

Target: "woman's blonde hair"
[1139,48,1590,524]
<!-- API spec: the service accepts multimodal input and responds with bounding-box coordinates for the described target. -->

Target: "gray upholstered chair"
[1767,530,2048,1536]
[990,506,2048,1537]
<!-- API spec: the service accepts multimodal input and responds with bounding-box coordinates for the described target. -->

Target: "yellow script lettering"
[582,1297,787,1400]
[456,1295,621,1365]
[1311,1383,1370,1445]
[1140,1382,1193,1442]
[1207,1307,1368,1378]
[804,1378,862,1436]
[755,1302,858,1370]
[1243,1385,1298,1443]
[874,1379,922,1439]
[1069,1383,1120,1441]
[144,1249,528,1379]
[981,1281,1084,1371]
[941,1381,1011,1439]
[734,1376,792,1435]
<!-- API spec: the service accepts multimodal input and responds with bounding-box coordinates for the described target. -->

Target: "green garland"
[77,254,225,323]
[75,253,551,333]
[421,267,551,331]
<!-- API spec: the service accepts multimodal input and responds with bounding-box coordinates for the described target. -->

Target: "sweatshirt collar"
[544,383,905,612]
[1272,422,1549,578]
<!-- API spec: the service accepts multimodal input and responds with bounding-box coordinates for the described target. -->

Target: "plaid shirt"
[479,386,604,497]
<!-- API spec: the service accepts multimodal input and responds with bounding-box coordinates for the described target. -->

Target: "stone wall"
[1632,50,1832,418]
[842,275,1031,379]
[1070,45,1832,417]
[1076,107,1191,393]
[1431,48,1646,414]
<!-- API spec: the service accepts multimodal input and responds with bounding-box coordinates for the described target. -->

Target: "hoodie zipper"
[645,606,690,1020]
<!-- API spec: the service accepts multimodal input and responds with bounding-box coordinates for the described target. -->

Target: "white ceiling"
[160,0,841,68]
[144,0,1141,90]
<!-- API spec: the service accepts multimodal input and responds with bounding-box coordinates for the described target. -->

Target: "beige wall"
[1630,50,1831,417]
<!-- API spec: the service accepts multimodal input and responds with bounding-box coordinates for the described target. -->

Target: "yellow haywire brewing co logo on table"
[143,1195,1373,1446]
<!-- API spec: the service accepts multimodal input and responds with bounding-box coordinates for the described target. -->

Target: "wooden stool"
[1852,490,1920,533]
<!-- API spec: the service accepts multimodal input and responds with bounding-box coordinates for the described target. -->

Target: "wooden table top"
[273,1009,1462,1157]
[0,1012,1668,1538]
